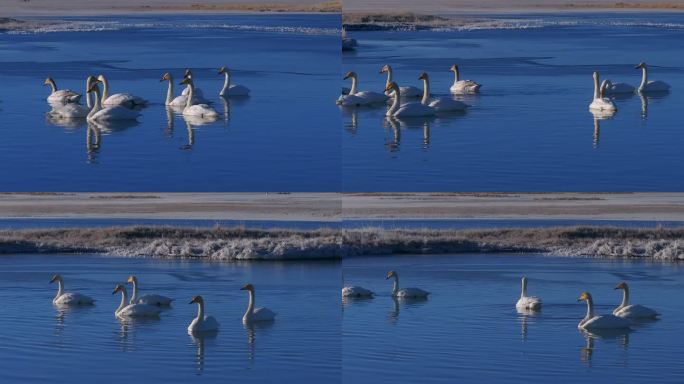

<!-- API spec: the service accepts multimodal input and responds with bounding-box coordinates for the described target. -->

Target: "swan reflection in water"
[244,321,275,363]
[180,114,218,151]
[116,316,161,352]
[53,303,95,338]
[579,328,631,365]
[387,296,429,325]
[590,109,616,149]
[45,113,87,130]
[188,330,218,374]
[516,308,540,342]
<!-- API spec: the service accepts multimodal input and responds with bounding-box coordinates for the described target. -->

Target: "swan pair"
[113,284,163,318]
[160,72,211,108]
[337,71,388,106]
[342,270,429,299]
[419,72,469,112]
[187,283,276,334]
[578,282,659,331]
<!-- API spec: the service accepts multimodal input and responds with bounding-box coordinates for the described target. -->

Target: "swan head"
[126,275,137,284]
[379,64,390,74]
[384,82,399,93]
[577,291,592,302]
[343,71,357,80]
[592,71,599,80]
[112,284,125,295]
[87,81,101,93]
[521,276,528,284]
[418,72,429,80]
[184,69,192,78]
[614,282,627,290]
[386,270,397,280]
[240,283,255,292]
[449,64,458,72]
[189,295,204,304]
[43,77,53,86]
[160,72,171,82]
[218,66,228,75]
[635,62,646,69]
[179,77,193,86]
[96,74,106,82]
[49,274,62,284]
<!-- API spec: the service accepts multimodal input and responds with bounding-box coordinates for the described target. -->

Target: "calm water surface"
[0,14,341,191]
[342,13,684,191]
[0,255,340,383]
[343,254,684,383]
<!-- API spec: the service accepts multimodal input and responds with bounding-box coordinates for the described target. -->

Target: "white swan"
[601,79,635,95]
[337,71,388,106]
[385,82,435,118]
[179,77,219,119]
[589,72,617,112]
[218,67,250,97]
[48,76,97,119]
[188,295,220,333]
[386,270,429,298]
[380,64,422,98]
[449,64,481,94]
[577,291,630,330]
[182,69,205,99]
[342,286,374,298]
[160,72,211,107]
[241,283,276,323]
[419,72,468,112]
[613,282,659,319]
[87,81,140,121]
[112,284,162,318]
[636,62,670,93]
[50,274,95,305]
[97,74,147,108]
[516,276,542,311]
[44,77,81,104]
[126,275,173,306]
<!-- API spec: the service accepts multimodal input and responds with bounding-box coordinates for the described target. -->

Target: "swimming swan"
[127,275,173,306]
[636,62,670,93]
[160,72,211,107]
[337,71,388,106]
[419,72,468,112]
[449,64,481,94]
[188,295,220,333]
[112,284,162,318]
[342,286,374,298]
[516,276,542,311]
[577,291,630,330]
[601,79,635,95]
[97,74,147,108]
[386,270,430,298]
[87,82,140,121]
[179,77,219,119]
[48,76,97,119]
[589,72,617,112]
[50,274,95,305]
[241,283,276,323]
[218,67,250,97]
[380,64,422,98]
[613,282,659,319]
[385,82,436,118]
[44,77,82,104]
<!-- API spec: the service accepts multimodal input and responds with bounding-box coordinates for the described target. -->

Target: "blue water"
[343,253,684,383]
[341,13,684,191]
[0,254,340,383]
[0,14,341,191]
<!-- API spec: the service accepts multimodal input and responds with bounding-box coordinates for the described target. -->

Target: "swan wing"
[451,80,481,94]
[182,86,204,98]
[337,94,369,106]
[137,294,173,306]
[614,304,659,319]
[605,82,635,94]
[516,296,542,310]
[253,307,277,321]
[429,98,468,112]
[119,303,162,317]
[582,314,630,330]
[397,287,430,298]
[55,292,95,305]
[395,102,435,117]
[91,106,140,121]
[644,81,671,92]
[589,98,617,112]
[342,286,374,297]
[183,104,219,118]
[227,84,250,96]
[355,91,388,103]
[400,86,422,98]
[49,103,90,118]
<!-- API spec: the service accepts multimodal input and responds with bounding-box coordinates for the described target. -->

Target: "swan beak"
[159,78,165,82]
[188,299,195,304]
[112,289,118,295]
[240,286,246,290]
[126,276,134,283]
[49,277,56,283]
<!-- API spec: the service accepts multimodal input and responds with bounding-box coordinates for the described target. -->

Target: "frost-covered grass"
[0,226,682,261]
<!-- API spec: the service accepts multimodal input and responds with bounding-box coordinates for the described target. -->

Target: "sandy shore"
[1,192,684,222]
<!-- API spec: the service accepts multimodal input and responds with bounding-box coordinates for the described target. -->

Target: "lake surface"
[0,14,341,191]
[342,13,684,191]
[0,255,340,383]
[343,253,684,383]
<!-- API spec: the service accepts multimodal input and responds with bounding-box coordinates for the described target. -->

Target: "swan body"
[601,79,635,95]
[636,62,670,93]
[241,284,276,323]
[44,77,81,104]
[516,276,542,311]
[385,82,435,118]
[87,82,140,121]
[613,282,659,319]
[337,71,388,106]
[419,72,468,112]
[449,64,481,94]
[48,103,90,119]
[577,291,630,330]
[113,284,162,318]
[127,275,173,306]
[342,286,374,298]
[97,74,147,108]
[386,270,429,298]
[50,274,95,305]
[188,296,220,333]
[589,72,617,112]
[218,67,250,97]
[180,77,219,118]
[380,64,422,98]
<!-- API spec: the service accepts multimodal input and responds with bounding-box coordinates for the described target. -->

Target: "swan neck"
[585,296,594,320]
[48,78,57,94]
[220,72,230,96]
[244,290,255,318]
[117,288,129,314]
[186,81,194,109]
[350,76,358,95]
[87,86,102,119]
[392,275,399,295]
[196,301,205,321]
[639,66,648,90]
[388,87,400,115]
[56,279,64,299]
[521,279,527,298]
[454,67,460,83]
[101,77,110,100]
[385,67,393,86]
[421,78,430,105]
[620,286,630,308]
[165,76,174,105]
[130,279,139,304]
[593,74,600,100]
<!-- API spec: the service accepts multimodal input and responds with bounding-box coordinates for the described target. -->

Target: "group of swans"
[589,63,670,115]
[49,274,275,335]
[342,270,430,299]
